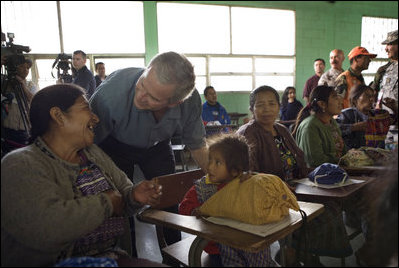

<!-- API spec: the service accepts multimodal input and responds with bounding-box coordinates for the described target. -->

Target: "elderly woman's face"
[356,88,375,114]
[252,91,279,127]
[62,96,99,148]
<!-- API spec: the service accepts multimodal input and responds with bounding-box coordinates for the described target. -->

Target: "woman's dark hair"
[203,86,215,97]
[29,84,85,141]
[281,86,296,107]
[208,134,249,174]
[349,84,374,108]
[249,85,280,112]
[291,85,334,137]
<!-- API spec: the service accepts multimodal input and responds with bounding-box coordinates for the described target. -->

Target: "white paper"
[203,209,303,237]
[292,178,364,189]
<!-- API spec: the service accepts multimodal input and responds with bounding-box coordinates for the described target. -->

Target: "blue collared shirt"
[89,67,206,150]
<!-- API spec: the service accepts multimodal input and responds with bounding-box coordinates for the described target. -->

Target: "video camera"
[1,32,31,75]
[51,52,73,83]
[1,32,32,153]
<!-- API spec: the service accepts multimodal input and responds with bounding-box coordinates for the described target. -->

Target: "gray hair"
[147,51,196,104]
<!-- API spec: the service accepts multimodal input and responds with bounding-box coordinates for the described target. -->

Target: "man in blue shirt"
[72,50,96,99]
[202,86,231,136]
[90,51,207,258]
[202,86,231,125]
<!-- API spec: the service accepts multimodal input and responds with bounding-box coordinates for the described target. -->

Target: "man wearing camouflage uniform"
[372,30,398,146]
[373,30,398,114]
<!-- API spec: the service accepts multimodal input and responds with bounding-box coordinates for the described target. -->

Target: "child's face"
[207,149,231,183]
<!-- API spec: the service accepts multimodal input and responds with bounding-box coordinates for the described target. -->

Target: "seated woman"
[1,84,163,267]
[290,86,354,261]
[236,85,308,185]
[336,84,397,149]
[292,85,346,167]
[279,86,303,130]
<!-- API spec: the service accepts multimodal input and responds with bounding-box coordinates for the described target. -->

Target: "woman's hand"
[132,180,162,207]
[382,97,397,113]
[104,190,125,216]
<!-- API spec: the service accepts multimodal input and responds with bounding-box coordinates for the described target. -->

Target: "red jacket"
[179,183,226,254]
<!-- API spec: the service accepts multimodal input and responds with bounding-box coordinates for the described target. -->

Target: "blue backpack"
[308,163,348,185]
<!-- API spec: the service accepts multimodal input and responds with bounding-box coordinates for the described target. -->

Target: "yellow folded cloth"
[199,173,299,225]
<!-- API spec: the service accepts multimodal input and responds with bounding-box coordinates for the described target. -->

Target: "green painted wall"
[143,1,398,123]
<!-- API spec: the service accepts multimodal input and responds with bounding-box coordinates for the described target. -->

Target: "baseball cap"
[348,46,377,60]
[381,30,398,45]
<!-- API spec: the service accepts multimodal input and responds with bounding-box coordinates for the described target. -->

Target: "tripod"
[1,68,32,156]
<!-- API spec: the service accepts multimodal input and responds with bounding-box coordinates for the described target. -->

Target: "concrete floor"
[132,154,365,267]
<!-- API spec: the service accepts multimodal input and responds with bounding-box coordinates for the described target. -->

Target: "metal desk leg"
[188,236,208,266]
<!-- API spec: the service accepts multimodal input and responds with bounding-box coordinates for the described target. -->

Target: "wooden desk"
[137,201,324,266]
[205,124,237,136]
[228,113,248,126]
[294,176,376,203]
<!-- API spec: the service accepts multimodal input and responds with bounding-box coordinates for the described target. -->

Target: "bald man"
[318,49,345,87]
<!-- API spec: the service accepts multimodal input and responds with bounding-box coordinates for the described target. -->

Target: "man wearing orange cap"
[335,46,377,109]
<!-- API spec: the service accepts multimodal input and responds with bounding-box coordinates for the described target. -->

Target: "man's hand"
[132,180,162,207]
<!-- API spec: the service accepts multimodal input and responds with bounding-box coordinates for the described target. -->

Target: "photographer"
[72,50,96,99]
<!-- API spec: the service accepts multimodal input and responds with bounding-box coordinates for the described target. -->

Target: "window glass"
[255,75,295,92]
[60,1,145,53]
[361,16,398,59]
[255,58,295,73]
[210,76,253,92]
[37,59,59,89]
[187,57,206,76]
[157,3,230,54]
[94,58,145,76]
[1,1,60,53]
[210,57,252,73]
[195,76,207,95]
[231,7,295,55]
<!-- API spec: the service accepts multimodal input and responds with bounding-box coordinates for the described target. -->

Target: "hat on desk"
[308,163,348,185]
[348,46,377,60]
[381,30,398,44]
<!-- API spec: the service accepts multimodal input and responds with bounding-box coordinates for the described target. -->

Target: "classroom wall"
[143,1,398,123]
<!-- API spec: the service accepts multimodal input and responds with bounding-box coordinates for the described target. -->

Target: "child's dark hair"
[208,134,249,175]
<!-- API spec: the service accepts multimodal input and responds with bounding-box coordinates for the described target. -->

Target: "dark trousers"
[99,135,181,257]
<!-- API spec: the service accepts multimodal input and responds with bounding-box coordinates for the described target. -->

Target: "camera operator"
[1,32,32,157]
[1,56,33,155]
[72,50,96,99]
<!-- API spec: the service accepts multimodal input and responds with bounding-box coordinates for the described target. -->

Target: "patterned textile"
[194,175,219,204]
[195,176,277,266]
[219,245,277,267]
[274,135,297,181]
[365,109,391,148]
[73,152,125,254]
[375,61,398,114]
[329,123,345,159]
[55,256,117,267]
[200,174,299,225]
